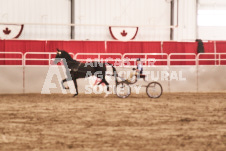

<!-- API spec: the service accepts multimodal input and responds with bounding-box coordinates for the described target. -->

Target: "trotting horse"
[53,49,118,97]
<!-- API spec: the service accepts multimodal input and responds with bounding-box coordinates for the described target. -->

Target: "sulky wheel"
[115,82,131,98]
[146,82,163,98]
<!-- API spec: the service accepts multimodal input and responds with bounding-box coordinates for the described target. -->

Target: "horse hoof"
[73,94,78,97]
[104,93,109,98]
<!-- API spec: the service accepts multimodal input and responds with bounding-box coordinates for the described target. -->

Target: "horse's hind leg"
[98,76,109,91]
[103,79,110,91]
[72,78,78,97]
[102,78,110,98]
[96,71,110,91]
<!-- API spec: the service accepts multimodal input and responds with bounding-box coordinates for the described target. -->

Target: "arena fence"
[0,52,24,65]
[24,52,75,65]
[0,52,226,94]
[3,52,223,66]
[74,53,123,66]
[3,52,226,66]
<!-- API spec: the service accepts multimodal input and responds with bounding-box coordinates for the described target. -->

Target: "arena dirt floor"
[0,93,226,151]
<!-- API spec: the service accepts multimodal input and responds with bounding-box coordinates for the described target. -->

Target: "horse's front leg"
[72,77,78,97]
[61,78,69,89]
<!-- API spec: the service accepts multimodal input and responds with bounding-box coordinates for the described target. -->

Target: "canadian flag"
[0,24,24,39]
[109,26,138,41]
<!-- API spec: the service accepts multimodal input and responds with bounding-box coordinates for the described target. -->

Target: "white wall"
[0,66,23,93]
[0,0,71,39]
[73,0,171,41]
[197,0,226,40]
[173,0,197,41]
[3,0,225,41]
[1,65,226,94]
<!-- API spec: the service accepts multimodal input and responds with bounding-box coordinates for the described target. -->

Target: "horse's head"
[53,49,73,64]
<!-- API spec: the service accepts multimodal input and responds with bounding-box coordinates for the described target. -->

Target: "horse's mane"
[61,50,75,62]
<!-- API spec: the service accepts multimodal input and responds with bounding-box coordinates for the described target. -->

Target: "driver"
[128,58,143,82]
[136,58,143,74]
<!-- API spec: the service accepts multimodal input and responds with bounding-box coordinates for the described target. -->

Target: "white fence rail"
[197,53,226,65]
[74,53,122,65]
[169,53,197,65]
[0,52,23,66]
[24,52,75,65]
[123,53,168,66]
[1,52,226,66]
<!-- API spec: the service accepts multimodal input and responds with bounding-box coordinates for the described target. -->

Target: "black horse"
[53,49,118,97]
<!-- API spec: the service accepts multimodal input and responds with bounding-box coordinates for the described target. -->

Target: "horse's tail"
[106,62,118,84]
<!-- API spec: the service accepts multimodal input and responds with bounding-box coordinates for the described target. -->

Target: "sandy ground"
[0,93,225,151]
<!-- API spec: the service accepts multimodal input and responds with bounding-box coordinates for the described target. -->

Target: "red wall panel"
[2,40,47,65]
[0,40,4,52]
[141,42,162,53]
[106,41,161,54]
[203,41,215,53]
[4,40,26,53]
[197,42,215,65]
[4,40,26,65]
[215,41,226,65]
[106,41,127,54]
[163,42,197,65]
[106,41,162,65]
[216,41,226,53]
[45,41,64,52]
[63,41,105,53]
[0,40,5,65]
[45,41,106,53]
[62,41,106,61]
[24,40,47,65]
[162,42,197,54]
[1,40,226,65]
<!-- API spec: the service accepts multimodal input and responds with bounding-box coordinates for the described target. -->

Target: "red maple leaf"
[3,27,11,35]
[121,30,127,37]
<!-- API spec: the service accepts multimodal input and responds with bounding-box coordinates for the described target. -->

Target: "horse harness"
[71,62,82,72]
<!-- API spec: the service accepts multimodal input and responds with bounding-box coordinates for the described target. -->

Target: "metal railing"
[74,53,123,66]
[123,53,168,66]
[169,53,197,65]
[0,52,23,66]
[24,52,74,65]
[1,52,226,66]
[197,53,226,65]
